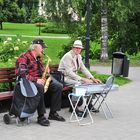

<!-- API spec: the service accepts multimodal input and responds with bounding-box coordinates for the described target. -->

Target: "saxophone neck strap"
[36,57,42,77]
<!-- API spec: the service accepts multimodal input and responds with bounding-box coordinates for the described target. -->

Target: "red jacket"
[15,50,44,82]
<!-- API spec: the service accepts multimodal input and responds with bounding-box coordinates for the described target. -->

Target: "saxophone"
[42,55,52,93]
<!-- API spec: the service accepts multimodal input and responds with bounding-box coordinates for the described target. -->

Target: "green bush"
[58,42,72,59]
[33,16,47,24]
[0,37,29,64]
[126,52,140,65]
[79,70,131,86]
[128,52,140,60]
[42,26,68,34]
[35,23,46,27]
[89,41,101,59]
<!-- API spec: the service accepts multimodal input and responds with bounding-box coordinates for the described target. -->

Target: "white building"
[38,0,46,16]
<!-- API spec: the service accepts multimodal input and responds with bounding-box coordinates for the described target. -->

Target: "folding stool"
[68,88,94,125]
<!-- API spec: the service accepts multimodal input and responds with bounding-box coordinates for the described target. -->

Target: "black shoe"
[48,112,65,122]
[76,109,88,118]
[19,117,27,122]
[69,106,83,114]
[69,107,87,118]
[69,106,73,113]
[91,107,99,113]
[37,116,50,126]
[88,104,99,113]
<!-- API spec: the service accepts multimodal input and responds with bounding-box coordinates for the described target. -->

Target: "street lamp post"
[85,0,91,69]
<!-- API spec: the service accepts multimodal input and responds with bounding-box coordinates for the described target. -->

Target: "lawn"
[0,37,71,67]
[0,22,69,37]
[0,22,71,65]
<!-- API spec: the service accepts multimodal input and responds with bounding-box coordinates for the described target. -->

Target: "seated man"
[14,39,65,126]
[58,40,102,116]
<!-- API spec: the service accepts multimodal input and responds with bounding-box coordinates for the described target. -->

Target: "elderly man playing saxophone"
[15,39,65,126]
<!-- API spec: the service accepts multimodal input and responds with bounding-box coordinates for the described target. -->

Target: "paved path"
[0,66,140,140]
[0,34,70,39]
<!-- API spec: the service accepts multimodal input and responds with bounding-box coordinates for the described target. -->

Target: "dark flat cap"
[32,39,48,48]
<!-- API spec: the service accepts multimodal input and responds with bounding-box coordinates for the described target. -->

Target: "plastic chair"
[91,76,114,119]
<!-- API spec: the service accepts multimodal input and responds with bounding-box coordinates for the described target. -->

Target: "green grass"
[79,70,131,86]
[91,59,140,67]
[0,37,71,66]
[0,22,71,65]
[0,22,69,37]
[93,73,131,86]
[43,38,70,64]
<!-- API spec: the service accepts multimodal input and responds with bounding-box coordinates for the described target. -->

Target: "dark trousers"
[35,83,46,116]
[44,77,63,112]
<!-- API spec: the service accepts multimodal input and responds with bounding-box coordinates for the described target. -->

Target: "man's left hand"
[92,78,102,84]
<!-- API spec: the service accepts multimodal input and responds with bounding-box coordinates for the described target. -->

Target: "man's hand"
[81,78,93,84]
[37,78,45,85]
[91,78,102,84]
[45,66,50,74]
[80,77,102,84]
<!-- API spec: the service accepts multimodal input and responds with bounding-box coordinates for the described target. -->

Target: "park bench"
[0,67,16,101]
[0,66,72,108]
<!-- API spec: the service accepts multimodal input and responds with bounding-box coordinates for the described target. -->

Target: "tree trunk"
[0,22,3,30]
[100,0,108,61]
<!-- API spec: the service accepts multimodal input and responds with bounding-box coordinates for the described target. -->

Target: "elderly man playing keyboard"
[58,40,102,117]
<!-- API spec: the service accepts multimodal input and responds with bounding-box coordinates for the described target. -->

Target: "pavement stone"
[0,66,140,140]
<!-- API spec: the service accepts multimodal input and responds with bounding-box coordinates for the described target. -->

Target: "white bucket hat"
[73,40,83,49]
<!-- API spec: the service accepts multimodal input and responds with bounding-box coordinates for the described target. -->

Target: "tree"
[108,0,140,55]
[0,0,8,30]
[33,16,47,35]
[0,8,3,29]
[17,0,39,22]
[45,0,101,62]
[19,3,27,23]
[30,3,38,23]
[7,2,21,23]
[0,0,20,29]
[17,0,38,8]
[46,0,140,57]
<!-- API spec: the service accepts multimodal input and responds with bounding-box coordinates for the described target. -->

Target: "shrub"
[128,52,140,60]
[0,37,28,64]
[89,41,101,59]
[33,16,47,24]
[42,26,68,34]
[35,23,46,27]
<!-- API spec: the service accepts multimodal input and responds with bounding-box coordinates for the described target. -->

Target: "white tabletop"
[74,84,119,95]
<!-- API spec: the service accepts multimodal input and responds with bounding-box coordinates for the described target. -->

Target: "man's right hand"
[37,78,45,85]
[91,78,102,84]
[80,78,93,84]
